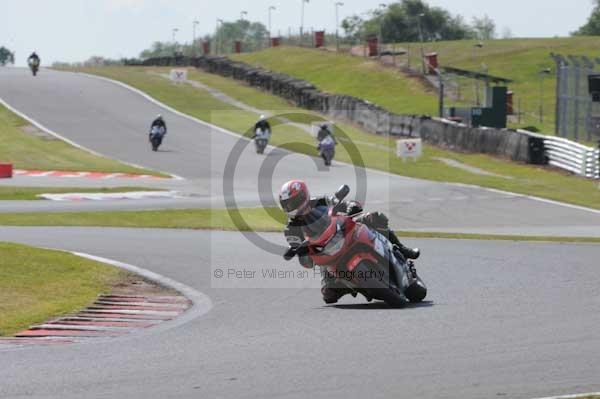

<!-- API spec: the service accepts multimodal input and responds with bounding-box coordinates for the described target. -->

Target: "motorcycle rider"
[253,115,271,138]
[150,114,167,137]
[28,51,40,65]
[279,179,420,304]
[316,123,336,143]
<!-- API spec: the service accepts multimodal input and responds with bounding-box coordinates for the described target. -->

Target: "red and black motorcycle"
[284,185,427,307]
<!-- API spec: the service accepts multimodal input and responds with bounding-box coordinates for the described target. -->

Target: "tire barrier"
[139,55,598,172]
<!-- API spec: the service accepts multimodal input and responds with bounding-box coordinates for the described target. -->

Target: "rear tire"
[352,261,407,308]
[405,278,427,303]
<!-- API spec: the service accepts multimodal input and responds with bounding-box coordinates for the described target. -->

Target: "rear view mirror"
[335,185,350,201]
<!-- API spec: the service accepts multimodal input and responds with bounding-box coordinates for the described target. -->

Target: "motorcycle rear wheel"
[405,277,427,303]
[352,261,407,308]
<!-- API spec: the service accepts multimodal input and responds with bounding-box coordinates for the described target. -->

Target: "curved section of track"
[0,227,599,399]
[1,68,599,398]
[1,68,600,236]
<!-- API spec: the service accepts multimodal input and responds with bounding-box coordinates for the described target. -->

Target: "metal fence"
[540,134,600,179]
[552,54,600,143]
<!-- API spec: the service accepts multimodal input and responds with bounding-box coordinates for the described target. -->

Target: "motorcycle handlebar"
[283,240,309,261]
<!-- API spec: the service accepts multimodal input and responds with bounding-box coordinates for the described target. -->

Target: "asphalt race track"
[0,227,599,399]
[2,68,600,236]
[0,68,599,399]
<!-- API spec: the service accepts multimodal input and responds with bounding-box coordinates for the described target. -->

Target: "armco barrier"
[540,135,600,179]
[138,56,594,170]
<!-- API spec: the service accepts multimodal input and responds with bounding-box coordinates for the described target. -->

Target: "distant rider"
[279,179,420,304]
[316,123,336,143]
[253,115,271,138]
[28,52,40,66]
[150,114,167,138]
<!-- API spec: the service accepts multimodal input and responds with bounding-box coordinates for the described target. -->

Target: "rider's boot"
[387,230,420,260]
[321,268,352,304]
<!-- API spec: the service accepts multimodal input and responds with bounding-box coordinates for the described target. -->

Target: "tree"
[574,0,600,35]
[341,15,365,41]
[140,41,178,59]
[341,0,474,43]
[139,20,269,58]
[0,46,15,66]
[472,15,496,40]
[214,20,269,53]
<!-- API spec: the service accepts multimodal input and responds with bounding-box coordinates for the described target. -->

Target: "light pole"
[539,68,552,123]
[172,28,179,56]
[300,0,309,46]
[335,2,344,52]
[378,3,386,57]
[216,19,224,55]
[193,20,199,56]
[472,42,484,105]
[417,13,426,74]
[269,6,276,40]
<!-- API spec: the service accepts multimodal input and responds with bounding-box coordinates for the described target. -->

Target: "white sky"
[1,0,594,66]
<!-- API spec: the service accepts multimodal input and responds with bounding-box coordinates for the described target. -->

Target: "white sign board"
[170,69,188,83]
[396,138,422,160]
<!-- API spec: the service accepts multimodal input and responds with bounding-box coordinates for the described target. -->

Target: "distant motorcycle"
[254,127,270,154]
[149,125,166,151]
[284,185,427,308]
[28,59,40,76]
[318,135,336,166]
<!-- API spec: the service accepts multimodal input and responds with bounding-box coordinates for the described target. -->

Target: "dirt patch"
[111,274,179,297]
[20,125,58,141]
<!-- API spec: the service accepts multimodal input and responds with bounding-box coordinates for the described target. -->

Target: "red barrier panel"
[271,37,281,47]
[425,52,438,75]
[202,41,210,55]
[367,36,379,57]
[506,91,514,115]
[314,31,325,48]
[0,163,13,178]
[234,41,242,54]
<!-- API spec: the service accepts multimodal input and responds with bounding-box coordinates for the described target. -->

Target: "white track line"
[0,95,184,181]
[73,251,211,316]
[0,249,212,352]
[71,252,212,337]
[530,392,600,399]
[77,71,600,217]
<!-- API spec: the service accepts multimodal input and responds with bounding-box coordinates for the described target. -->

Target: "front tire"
[151,138,160,151]
[352,261,407,308]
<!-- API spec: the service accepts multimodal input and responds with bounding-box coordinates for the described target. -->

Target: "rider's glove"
[283,245,309,261]
[284,247,297,261]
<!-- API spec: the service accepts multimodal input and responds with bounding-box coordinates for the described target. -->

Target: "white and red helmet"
[279,180,310,217]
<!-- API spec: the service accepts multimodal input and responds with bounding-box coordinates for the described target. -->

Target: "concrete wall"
[142,55,543,164]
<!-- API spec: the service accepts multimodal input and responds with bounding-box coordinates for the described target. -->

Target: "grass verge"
[233,38,600,137]
[0,242,130,336]
[0,104,163,175]
[0,208,286,231]
[0,186,162,200]
[70,66,600,210]
[0,208,599,244]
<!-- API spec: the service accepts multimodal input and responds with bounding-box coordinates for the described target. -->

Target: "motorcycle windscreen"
[301,206,331,240]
